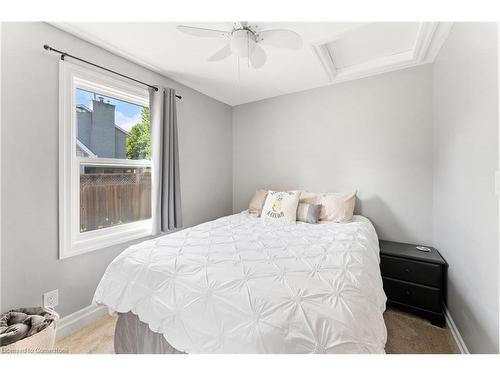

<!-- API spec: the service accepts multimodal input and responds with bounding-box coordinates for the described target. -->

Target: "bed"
[93,212,387,353]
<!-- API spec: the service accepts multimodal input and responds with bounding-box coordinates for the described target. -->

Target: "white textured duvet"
[94,213,387,353]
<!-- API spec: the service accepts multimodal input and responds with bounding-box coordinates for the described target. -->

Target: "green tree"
[126,107,151,160]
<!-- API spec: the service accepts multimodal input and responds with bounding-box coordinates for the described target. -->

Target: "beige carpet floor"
[55,307,460,354]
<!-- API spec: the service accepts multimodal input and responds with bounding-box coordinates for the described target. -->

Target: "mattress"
[94,212,387,353]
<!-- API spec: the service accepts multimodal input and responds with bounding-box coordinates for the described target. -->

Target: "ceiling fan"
[176,22,303,69]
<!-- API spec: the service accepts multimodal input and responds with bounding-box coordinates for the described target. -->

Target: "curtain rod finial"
[43,44,51,51]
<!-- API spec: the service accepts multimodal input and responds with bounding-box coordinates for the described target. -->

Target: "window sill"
[60,219,152,259]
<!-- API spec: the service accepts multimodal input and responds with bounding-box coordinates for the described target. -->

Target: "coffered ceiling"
[52,22,452,106]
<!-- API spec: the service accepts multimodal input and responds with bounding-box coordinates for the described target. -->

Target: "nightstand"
[379,240,448,327]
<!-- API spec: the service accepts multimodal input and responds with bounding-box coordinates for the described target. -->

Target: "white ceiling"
[52,22,452,106]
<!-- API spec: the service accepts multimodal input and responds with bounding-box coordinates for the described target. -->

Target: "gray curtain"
[150,87,182,234]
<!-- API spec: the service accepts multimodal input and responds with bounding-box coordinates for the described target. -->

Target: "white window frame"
[59,61,152,259]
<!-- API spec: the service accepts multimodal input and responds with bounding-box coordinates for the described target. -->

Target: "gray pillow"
[296,203,322,224]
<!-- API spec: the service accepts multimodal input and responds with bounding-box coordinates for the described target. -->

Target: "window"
[79,165,151,233]
[59,61,152,258]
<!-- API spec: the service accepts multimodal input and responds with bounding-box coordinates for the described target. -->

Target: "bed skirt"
[114,312,185,354]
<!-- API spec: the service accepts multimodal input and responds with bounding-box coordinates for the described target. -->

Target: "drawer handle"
[404,268,411,273]
[405,290,412,296]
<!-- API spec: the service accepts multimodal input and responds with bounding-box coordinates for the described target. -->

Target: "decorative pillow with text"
[261,190,300,223]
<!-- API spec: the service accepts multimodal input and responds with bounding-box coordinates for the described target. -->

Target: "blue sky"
[76,88,145,132]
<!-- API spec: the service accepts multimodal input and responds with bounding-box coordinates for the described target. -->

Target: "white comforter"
[94,213,387,353]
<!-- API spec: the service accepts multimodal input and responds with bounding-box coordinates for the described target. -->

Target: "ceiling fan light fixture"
[230,29,256,58]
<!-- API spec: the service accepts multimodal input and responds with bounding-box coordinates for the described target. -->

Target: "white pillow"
[261,190,300,223]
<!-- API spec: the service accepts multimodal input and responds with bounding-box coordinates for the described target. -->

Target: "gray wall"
[233,65,434,245]
[433,23,499,353]
[0,22,233,317]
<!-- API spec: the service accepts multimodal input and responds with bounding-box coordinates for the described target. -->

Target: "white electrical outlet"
[43,289,59,307]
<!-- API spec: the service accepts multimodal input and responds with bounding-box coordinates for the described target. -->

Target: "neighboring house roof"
[76,104,130,135]
[114,124,130,136]
[76,139,97,157]
[76,104,91,112]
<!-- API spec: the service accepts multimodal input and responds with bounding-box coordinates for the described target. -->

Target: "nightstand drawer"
[381,255,442,287]
[383,277,441,312]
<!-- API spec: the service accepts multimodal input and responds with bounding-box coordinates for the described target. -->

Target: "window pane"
[80,165,151,233]
[75,88,150,160]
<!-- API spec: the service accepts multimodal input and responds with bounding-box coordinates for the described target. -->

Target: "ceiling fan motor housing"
[230,29,256,58]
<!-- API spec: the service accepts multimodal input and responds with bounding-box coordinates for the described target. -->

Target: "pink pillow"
[299,191,319,205]
[320,192,356,222]
[299,191,356,222]
[248,189,268,216]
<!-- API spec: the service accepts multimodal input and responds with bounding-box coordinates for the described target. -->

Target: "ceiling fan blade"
[250,44,267,69]
[207,44,232,62]
[176,25,228,38]
[258,29,303,50]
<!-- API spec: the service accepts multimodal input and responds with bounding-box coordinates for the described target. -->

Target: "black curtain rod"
[43,44,182,99]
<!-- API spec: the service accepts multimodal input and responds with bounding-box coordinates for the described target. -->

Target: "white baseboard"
[444,305,469,354]
[56,304,109,340]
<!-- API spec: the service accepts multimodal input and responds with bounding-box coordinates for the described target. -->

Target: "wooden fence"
[80,173,151,232]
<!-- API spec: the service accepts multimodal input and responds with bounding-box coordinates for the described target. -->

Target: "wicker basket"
[1,321,57,354]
